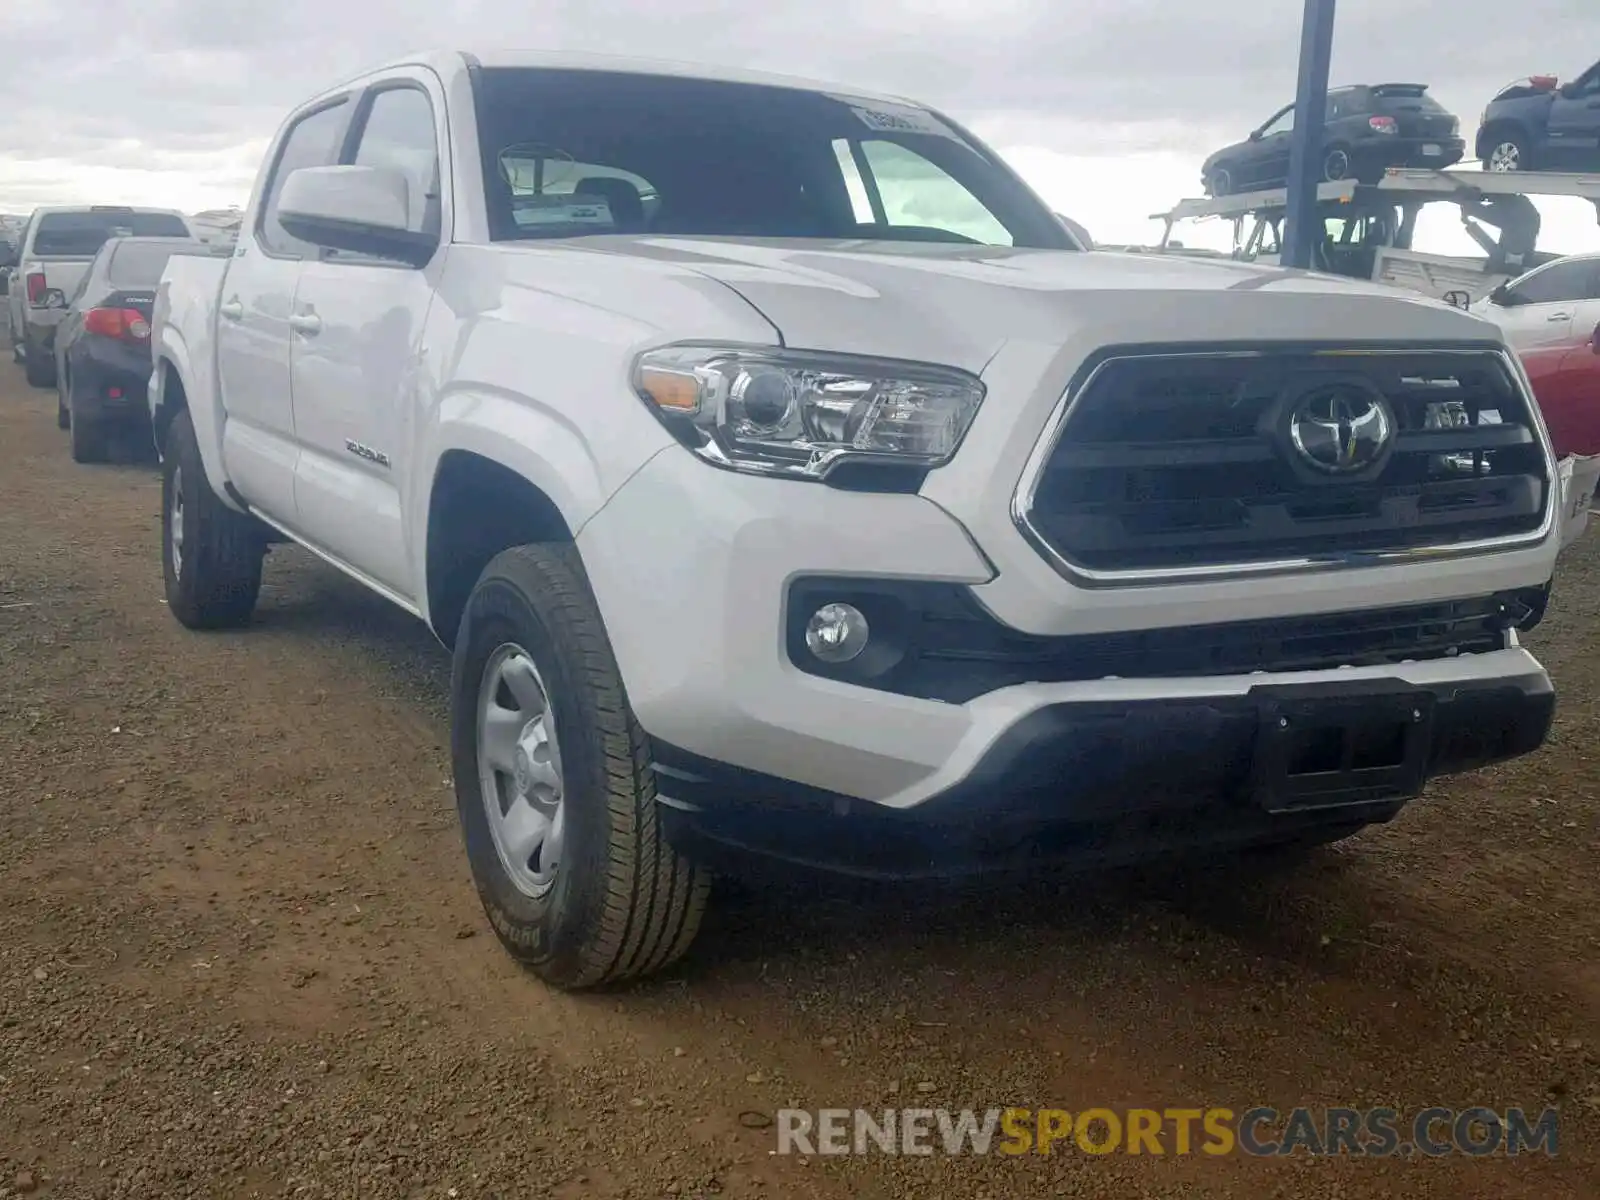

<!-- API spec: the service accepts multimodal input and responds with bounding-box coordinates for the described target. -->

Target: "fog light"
[805,602,869,663]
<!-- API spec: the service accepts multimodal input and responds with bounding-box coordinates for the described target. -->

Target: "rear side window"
[108,242,207,288]
[32,212,190,258]
[259,100,349,257]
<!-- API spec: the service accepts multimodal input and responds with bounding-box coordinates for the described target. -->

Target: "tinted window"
[351,87,441,238]
[1260,106,1295,137]
[1509,261,1595,305]
[32,211,190,257]
[259,100,349,257]
[471,68,1072,249]
[108,241,208,287]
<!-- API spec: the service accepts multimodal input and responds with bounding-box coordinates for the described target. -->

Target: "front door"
[1486,258,1599,352]
[217,97,353,521]
[1547,66,1600,161]
[1253,107,1297,188]
[288,79,447,600]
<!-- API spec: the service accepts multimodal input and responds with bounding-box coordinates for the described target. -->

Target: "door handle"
[288,311,322,335]
[1549,312,1572,321]
[219,298,244,321]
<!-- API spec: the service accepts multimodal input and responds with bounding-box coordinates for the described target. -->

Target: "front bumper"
[577,446,1556,824]
[653,666,1552,878]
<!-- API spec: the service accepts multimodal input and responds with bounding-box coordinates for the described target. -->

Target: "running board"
[244,506,423,619]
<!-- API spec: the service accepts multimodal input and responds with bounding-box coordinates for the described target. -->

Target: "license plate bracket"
[1422,143,1442,156]
[1249,682,1435,814]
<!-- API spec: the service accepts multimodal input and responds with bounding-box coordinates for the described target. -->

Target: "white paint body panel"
[148,50,1560,811]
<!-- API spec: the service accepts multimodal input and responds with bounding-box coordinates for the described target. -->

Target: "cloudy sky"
[6,0,1600,254]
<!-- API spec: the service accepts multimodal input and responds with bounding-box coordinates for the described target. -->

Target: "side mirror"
[1560,81,1582,99]
[1249,129,1264,142]
[1488,282,1516,306]
[276,165,435,268]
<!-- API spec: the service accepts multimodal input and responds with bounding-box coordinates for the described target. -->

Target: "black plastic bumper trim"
[649,669,1554,879]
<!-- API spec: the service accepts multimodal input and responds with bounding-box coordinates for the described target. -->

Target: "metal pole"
[1281,0,1338,269]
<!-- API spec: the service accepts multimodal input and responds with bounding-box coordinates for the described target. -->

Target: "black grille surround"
[785,576,1547,705]
[1013,343,1556,584]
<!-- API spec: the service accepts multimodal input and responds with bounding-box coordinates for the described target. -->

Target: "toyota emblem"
[1287,382,1394,474]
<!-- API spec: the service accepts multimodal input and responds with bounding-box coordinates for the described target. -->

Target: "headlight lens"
[632,345,985,480]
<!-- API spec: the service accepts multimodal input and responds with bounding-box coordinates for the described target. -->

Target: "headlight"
[632,344,985,480]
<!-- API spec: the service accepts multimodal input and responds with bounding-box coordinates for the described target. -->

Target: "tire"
[1484,129,1530,173]
[160,408,264,629]
[1321,145,1353,182]
[450,543,710,990]
[1207,168,1232,197]
[67,377,108,463]
[23,345,54,389]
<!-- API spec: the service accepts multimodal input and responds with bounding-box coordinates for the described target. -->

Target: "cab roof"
[335,48,921,111]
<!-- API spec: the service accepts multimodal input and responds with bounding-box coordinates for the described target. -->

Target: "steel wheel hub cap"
[476,643,566,898]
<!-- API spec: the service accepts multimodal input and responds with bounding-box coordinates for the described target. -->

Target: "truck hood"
[589,237,1505,372]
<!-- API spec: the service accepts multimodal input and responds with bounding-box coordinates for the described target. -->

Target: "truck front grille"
[1017,347,1551,580]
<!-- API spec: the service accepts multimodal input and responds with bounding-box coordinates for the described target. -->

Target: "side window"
[1509,262,1590,305]
[350,87,442,239]
[1260,107,1295,137]
[854,139,1013,246]
[258,101,350,258]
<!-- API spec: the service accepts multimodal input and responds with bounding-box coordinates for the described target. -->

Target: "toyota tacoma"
[148,50,1562,989]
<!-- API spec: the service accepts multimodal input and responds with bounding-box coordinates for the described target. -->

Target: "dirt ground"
[1,358,1599,1200]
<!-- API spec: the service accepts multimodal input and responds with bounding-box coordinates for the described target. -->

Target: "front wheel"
[160,408,264,629]
[450,543,710,990]
[1206,168,1232,197]
[1485,131,1530,172]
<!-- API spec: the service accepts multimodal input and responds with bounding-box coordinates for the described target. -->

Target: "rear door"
[1547,64,1600,154]
[215,96,354,523]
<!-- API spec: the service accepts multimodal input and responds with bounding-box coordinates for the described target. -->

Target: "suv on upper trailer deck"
[148,50,1561,990]
[1477,59,1600,172]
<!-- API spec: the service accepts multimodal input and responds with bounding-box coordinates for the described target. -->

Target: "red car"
[1521,319,1600,458]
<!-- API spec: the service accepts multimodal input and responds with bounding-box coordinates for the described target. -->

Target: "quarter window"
[259,101,349,258]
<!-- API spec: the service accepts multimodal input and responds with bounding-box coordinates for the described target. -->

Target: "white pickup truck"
[151,49,1563,990]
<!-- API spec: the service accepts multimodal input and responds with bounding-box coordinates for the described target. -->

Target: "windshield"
[33,211,191,258]
[471,67,1073,249]
[107,240,208,287]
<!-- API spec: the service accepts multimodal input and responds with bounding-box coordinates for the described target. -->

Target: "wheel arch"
[424,448,579,650]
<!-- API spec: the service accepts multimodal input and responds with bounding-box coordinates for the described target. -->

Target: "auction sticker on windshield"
[831,96,957,139]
